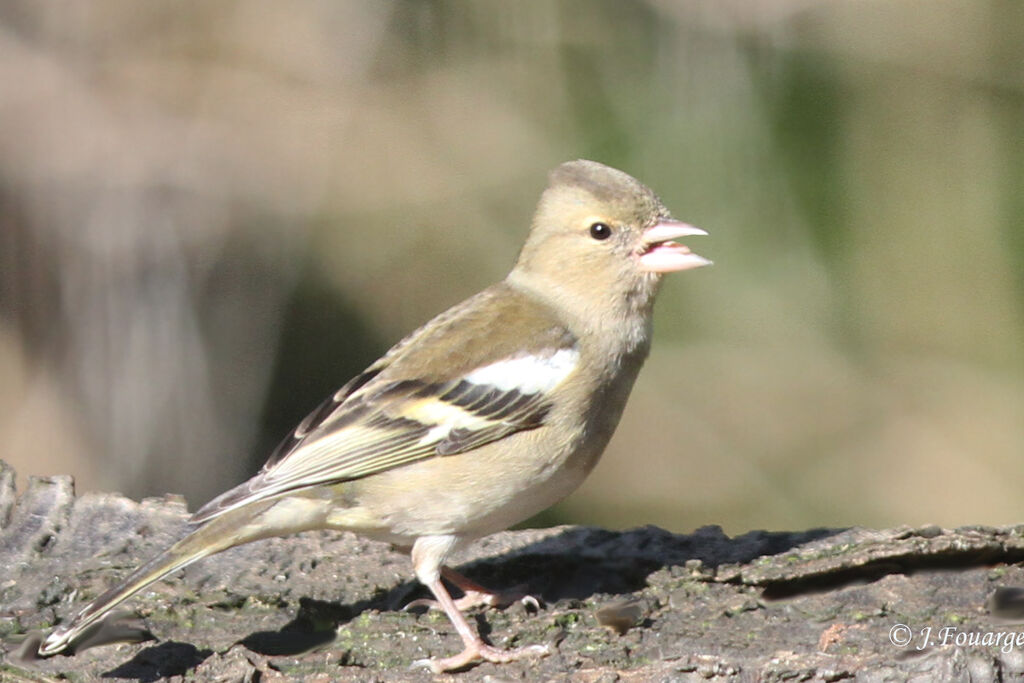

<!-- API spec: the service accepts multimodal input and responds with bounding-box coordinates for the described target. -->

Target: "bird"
[36,159,710,672]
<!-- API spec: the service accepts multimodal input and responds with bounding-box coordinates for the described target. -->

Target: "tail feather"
[38,505,266,657]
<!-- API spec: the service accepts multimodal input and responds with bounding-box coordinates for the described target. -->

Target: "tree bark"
[3,460,1023,681]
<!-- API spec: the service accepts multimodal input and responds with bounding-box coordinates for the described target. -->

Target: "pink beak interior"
[637,221,711,273]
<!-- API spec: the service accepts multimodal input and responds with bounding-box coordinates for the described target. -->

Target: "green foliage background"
[1,1,1021,534]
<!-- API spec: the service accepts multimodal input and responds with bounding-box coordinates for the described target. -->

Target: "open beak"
[637,220,711,273]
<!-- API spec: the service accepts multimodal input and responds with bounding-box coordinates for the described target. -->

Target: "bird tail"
[37,503,270,657]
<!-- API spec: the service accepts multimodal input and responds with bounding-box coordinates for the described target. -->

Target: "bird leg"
[404,566,540,612]
[412,574,549,673]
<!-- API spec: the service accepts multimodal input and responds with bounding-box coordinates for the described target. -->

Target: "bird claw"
[411,642,551,673]
[401,597,437,612]
[518,593,542,611]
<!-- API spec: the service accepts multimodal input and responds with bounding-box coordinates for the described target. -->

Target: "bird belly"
[335,424,602,544]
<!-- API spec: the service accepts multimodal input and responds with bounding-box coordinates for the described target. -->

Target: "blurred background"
[1,1,1021,535]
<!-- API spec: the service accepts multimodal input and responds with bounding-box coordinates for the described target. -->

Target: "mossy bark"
[3,460,1024,681]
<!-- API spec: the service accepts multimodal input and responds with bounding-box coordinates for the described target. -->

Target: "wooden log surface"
[3,459,1024,681]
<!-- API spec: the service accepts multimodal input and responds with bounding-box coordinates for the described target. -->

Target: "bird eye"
[589,222,612,240]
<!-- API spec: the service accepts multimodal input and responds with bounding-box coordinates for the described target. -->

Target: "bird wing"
[190,285,578,524]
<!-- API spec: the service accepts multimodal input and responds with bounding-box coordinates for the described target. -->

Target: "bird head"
[512,160,710,322]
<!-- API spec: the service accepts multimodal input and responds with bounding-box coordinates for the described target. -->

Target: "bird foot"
[464,586,541,611]
[404,585,539,612]
[412,641,550,673]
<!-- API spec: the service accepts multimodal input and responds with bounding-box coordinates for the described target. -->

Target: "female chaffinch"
[38,160,710,672]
